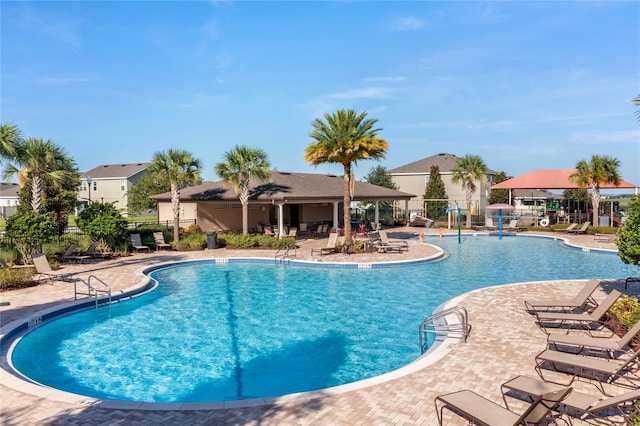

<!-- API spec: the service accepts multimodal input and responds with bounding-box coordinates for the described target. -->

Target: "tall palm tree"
[149,149,202,245]
[215,145,271,235]
[0,122,22,161]
[2,138,75,212]
[633,94,640,123]
[450,155,488,229]
[570,155,621,226]
[304,109,388,245]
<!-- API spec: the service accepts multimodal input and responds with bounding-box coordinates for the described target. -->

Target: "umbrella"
[486,204,515,240]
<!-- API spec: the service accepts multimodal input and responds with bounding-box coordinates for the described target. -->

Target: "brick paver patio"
[1,229,637,425]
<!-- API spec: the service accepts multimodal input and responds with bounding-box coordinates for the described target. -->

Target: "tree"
[76,202,129,250]
[215,145,271,236]
[304,109,388,245]
[423,165,448,219]
[633,94,640,123]
[488,171,511,205]
[364,165,398,190]
[148,149,202,246]
[127,170,171,215]
[570,155,621,226]
[450,154,488,229]
[617,194,640,266]
[2,138,76,213]
[0,122,22,161]
[4,210,56,264]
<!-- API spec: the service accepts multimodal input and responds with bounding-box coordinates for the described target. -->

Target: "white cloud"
[392,16,425,32]
[328,87,394,100]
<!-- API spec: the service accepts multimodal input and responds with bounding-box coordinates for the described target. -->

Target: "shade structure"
[491,169,638,190]
[486,203,515,240]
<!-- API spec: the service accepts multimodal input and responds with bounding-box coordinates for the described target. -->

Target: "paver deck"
[1,229,637,425]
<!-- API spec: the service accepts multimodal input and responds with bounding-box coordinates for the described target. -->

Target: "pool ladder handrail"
[419,305,471,354]
[74,275,112,308]
[275,244,297,263]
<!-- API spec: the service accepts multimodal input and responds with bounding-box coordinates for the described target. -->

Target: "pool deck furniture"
[524,279,600,313]
[625,276,640,289]
[534,290,621,331]
[311,232,339,257]
[484,217,498,231]
[61,244,92,264]
[153,232,171,251]
[434,385,571,426]
[376,230,409,253]
[501,375,640,423]
[557,223,578,233]
[567,222,591,235]
[547,320,640,357]
[32,253,73,283]
[130,233,151,253]
[594,228,620,243]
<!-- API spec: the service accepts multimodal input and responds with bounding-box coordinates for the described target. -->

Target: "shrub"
[609,294,640,330]
[77,203,128,250]
[0,267,37,289]
[4,210,57,264]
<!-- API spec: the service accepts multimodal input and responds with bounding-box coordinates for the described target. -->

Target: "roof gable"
[0,182,20,198]
[389,153,498,175]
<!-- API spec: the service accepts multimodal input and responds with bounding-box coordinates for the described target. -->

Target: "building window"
[93,181,97,191]
[121,180,126,191]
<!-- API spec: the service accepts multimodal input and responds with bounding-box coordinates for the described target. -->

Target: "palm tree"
[304,109,388,245]
[149,149,202,246]
[570,155,621,226]
[450,155,488,229]
[215,145,271,235]
[0,122,22,161]
[2,138,75,212]
[633,94,640,123]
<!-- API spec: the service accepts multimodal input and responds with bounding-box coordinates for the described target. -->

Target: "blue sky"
[2,1,639,189]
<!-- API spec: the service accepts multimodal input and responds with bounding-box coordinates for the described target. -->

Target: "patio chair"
[315,223,329,238]
[84,241,112,259]
[376,230,408,253]
[130,233,150,253]
[558,223,578,233]
[547,320,640,357]
[153,232,171,251]
[434,385,571,426]
[61,244,91,263]
[505,219,520,232]
[534,290,621,330]
[484,217,497,231]
[501,375,640,424]
[287,227,298,238]
[534,348,640,393]
[32,253,72,283]
[298,222,308,237]
[567,222,590,234]
[594,227,620,243]
[311,232,339,257]
[524,279,600,313]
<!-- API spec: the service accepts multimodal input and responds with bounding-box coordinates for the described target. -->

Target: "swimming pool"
[8,235,638,403]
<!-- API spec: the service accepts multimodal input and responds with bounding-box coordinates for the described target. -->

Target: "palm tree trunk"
[465,184,473,229]
[31,174,43,212]
[171,183,180,246]
[591,184,601,226]
[239,179,250,235]
[343,162,352,245]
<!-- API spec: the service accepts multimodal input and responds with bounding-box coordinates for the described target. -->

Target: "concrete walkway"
[1,229,637,425]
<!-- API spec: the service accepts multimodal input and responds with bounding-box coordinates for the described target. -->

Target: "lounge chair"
[376,230,408,253]
[557,223,578,233]
[534,290,621,330]
[84,241,112,259]
[594,227,620,243]
[315,224,329,238]
[434,385,571,426]
[32,253,72,283]
[505,219,522,232]
[534,348,640,392]
[311,232,339,257]
[153,232,171,251]
[61,244,91,263]
[501,375,640,424]
[287,227,298,238]
[547,320,640,357]
[524,279,600,313]
[484,217,497,231]
[567,222,590,234]
[130,233,150,253]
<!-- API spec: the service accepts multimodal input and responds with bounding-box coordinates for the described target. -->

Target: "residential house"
[79,163,151,215]
[0,182,20,218]
[149,171,415,235]
[388,153,498,218]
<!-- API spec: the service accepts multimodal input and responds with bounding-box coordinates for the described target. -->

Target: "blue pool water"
[10,235,639,403]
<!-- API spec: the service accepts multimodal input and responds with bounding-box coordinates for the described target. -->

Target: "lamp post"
[87,176,92,204]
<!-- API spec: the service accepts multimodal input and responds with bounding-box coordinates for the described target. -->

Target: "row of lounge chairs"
[435,279,640,425]
[310,230,410,257]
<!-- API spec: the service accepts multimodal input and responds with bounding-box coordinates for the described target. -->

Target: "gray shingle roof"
[81,163,151,179]
[0,182,20,197]
[149,171,415,202]
[389,152,499,175]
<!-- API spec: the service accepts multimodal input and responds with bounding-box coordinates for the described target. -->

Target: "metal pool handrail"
[419,305,471,354]
[74,275,112,308]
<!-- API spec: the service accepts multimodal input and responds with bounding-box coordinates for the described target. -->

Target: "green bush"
[0,267,36,289]
[609,294,640,330]
[218,233,294,249]
[618,194,640,266]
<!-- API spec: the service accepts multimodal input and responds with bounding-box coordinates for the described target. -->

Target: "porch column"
[277,202,285,238]
[333,202,340,230]
[374,201,380,228]
[405,200,409,222]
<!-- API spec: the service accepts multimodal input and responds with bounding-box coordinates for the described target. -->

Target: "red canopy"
[491,169,638,190]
